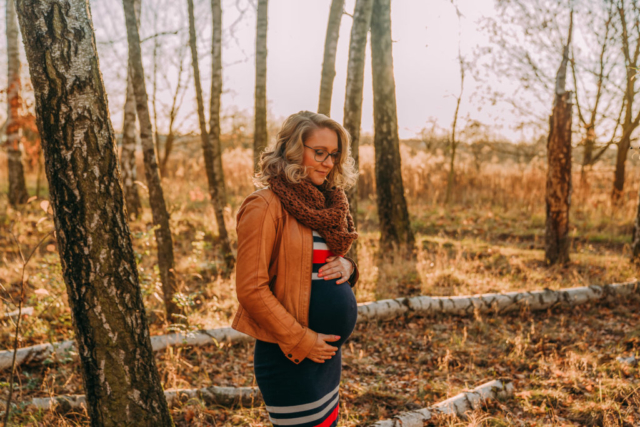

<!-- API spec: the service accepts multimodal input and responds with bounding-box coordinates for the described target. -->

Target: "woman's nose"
[322,155,335,167]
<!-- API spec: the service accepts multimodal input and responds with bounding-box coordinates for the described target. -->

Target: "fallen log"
[1,307,34,320]
[0,328,253,372]
[26,385,260,411]
[2,281,638,371]
[370,379,514,426]
[358,281,639,322]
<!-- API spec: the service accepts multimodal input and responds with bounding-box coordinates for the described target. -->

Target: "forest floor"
[1,159,640,425]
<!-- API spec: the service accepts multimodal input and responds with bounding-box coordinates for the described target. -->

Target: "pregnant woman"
[232,110,360,426]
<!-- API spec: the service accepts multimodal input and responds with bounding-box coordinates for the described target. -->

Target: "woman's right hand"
[307,333,340,363]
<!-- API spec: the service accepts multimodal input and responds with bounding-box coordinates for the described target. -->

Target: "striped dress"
[253,230,358,426]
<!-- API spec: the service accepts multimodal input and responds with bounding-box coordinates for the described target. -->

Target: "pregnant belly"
[307,279,358,349]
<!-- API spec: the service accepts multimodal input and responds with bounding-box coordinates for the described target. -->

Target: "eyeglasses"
[303,144,341,163]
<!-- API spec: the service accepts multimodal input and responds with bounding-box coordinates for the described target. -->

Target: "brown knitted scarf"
[268,172,358,256]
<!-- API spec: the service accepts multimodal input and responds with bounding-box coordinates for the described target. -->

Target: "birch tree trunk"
[187,0,235,270]
[343,0,373,265]
[15,1,173,425]
[6,0,28,207]
[318,0,344,116]
[370,0,415,255]
[120,0,142,219]
[123,0,181,319]
[210,0,227,204]
[545,14,573,266]
[253,0,268,169]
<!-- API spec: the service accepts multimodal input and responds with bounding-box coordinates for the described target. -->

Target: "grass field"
[1,144,639,425]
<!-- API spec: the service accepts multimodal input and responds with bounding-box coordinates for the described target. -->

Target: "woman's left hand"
[318,256,354,285]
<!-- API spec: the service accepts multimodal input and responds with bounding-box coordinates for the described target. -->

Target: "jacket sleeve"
[342,255,360,288]
[235,193,318,364]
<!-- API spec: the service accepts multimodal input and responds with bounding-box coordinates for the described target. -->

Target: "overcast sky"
[0,0,547,142]
[215,0,509,140]
[86,0,532,142]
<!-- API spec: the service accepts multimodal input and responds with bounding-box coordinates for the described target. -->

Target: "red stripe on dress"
[313,249,335,264]
[314,403,339,427]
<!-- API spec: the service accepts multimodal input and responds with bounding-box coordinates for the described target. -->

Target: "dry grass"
[1,143,639,425]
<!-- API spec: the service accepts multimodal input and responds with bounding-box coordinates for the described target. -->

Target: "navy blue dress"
[254,231,358,426]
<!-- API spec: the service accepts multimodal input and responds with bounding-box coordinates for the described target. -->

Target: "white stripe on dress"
[269,393,339,425]
[265,384,340,414]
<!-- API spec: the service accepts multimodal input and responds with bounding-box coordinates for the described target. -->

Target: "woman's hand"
[318,256,354,285]
[307,333,340,363]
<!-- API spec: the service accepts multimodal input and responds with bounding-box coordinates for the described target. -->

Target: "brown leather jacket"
[231,189,359,364]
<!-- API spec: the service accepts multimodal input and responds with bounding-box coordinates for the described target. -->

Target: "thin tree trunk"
[160,45,188,176]
[445,39,464,205]
[210,0,234,268]
[186,0,235,271]
[370,0,414,255]
[343,0,373,265]
[318,0,345,116]
[210,0,227,204]
[15,0,173,425]
[253,0,268,169]
[545,13,573,266]
[123,0,181,320]
[6,0,28,207]
[120,0,142,219]
[612,2,640,207]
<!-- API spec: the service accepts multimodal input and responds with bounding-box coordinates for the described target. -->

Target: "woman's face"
[301,127,340,186]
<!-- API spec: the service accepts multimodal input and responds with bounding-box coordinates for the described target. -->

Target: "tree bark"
[318,0,344,116]
[119,0,142,219]
[123,0,181,320]
[186,0,235,271]
[14,1,173,425]
[370,0,414,255]
[6,0,28,207]
[253,0,268,169]
[545,16,573,266]
[343,0,373,265]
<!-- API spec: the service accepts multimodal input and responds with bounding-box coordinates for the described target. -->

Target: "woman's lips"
[316,170,328,175]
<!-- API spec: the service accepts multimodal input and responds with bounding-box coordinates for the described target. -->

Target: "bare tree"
[370,0,414,255]
[15,0,173,424]
[318,0,345,116]
[481,0,621,161]
[6,0,28,207]
[120,0,142,219]
[159,41,190,176]
[209,0,228,204]
[123,0,181,320]
[570,0,619,178]
[612,0,640,206]
[253,0,268,169]
[343,0,373,264]
[186,0,235,270]
[445,4,465,205]
[545,12,573,266]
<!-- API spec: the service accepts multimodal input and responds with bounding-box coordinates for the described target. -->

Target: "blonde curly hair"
[253,111,358,190]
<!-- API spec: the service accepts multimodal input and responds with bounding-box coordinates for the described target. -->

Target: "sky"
[0,0,546,143]
[216,0,505,140]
